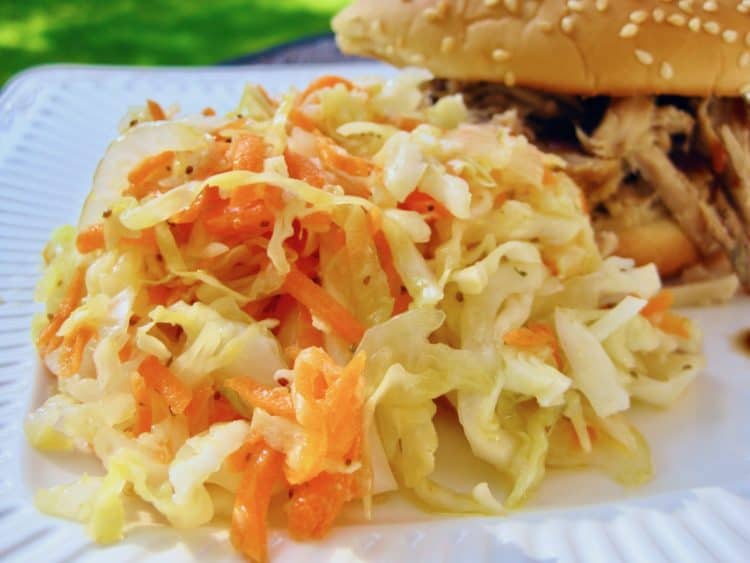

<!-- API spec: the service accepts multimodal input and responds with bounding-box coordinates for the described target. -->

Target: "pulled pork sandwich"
[333,0,750,290]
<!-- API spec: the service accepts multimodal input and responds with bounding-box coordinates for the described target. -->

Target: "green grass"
[0,0,349,85]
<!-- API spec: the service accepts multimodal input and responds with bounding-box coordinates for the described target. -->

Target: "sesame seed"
[702,0,717,11]
[619,23,639,38]
[504,71,516,87]
[595,0,608,11]
[688,16,701,31]
[440,36,455,53]
[740,4,750,15]
[635,49,654,65]
[740,52,750,68]
[630,10,648,23]
[723,29,739,43]
[667,13,687,26]
[678,0,693,12]
[504,0,518,12]
[703,21,720,34]
[409,52,425,64]
[568,0,584,12]
[492,48,511,62]
[561,15,575,34]
[660,62,674,80]
[384,45,395,56]
[653,8,665,22]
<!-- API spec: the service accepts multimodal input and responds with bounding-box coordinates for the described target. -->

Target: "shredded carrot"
[147,99,167,121]
[58,327,95,377]
[224,377,295,420]
[400,190,451,220]
[76,224,105,253]
[299,211,332,233]
[373,230,411,315]
[147,283,186,306]
[393,116,423,132]
[289,107,318,132]
[323,352,364,460]
[298,75,354,103]
[126,150,174,198]
[655,312,691,338]
[205,200,275,241]
[317,136,374,177]
[192,140,232,179]
[232,133,266,172]
[641,290,674,318]
[118,341,133,362]
[137,356,192,415]
[37,266,86,355]
[131,372,152,436]
[211,393,243,424]
[503,322,562,368]
[170,185,223,224]
[227,440,260,473]
[284,149,325,188]
[286,472,355,540]
[184,383,214,435]
[282,265,366,345]
[119,227,159,253]
[231,442,285,563]
[202,107,216,117]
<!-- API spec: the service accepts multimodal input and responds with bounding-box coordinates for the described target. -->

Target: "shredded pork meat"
[429,80,750,289]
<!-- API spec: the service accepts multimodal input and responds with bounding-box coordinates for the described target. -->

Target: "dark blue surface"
[220,33,365,65]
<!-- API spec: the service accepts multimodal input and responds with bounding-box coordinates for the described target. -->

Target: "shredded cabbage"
[28,70,705,557]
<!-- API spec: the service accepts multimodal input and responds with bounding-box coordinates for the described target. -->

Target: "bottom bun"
[614,219,700,278]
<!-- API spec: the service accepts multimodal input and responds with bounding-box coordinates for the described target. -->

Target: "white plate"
[1,63,750,563]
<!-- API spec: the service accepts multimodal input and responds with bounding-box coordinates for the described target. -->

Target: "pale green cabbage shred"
[28,69,703,545]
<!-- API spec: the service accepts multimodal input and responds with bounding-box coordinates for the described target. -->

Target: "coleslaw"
[27,69,704,561]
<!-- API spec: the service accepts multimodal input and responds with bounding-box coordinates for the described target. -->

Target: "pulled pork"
[430,80,750,288]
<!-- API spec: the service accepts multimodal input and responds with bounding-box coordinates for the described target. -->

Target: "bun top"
[332,0,750,97]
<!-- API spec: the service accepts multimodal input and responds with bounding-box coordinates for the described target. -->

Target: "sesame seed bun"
[333,0,750,96]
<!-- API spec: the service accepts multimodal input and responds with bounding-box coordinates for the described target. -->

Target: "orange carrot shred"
[76,224,105,253]
[503,322,562,369]
[232,133,266,172]
[317,137,373,177]
[400,190,451,220]
[131,372,152,436]
[137,356,192,415]
[373,230,411,315]
[147,99,167,121]
[286,472,354,540]
[119,227,159,253]
[298,75,354,103]
[202,107,216,117]
[37,266,86,355]
[289,107,318,132]
[641,290,674,318]
[231,442,284,563]
[284,149,325,188]
[58,327,95,377]
[656,312,691,338]
[126,150,175,198]
[282,266,366,345]
[224,377,295,420]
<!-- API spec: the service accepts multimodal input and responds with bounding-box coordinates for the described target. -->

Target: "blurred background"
[0,0,350,85]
